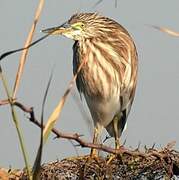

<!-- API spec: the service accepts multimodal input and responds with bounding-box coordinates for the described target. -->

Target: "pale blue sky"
[0,0,179,168]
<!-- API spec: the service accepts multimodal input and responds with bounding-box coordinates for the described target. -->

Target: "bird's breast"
[80,53,121,100]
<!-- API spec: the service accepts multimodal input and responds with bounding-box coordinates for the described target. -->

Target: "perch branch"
[0,99,10,106]
[12,101,177,160]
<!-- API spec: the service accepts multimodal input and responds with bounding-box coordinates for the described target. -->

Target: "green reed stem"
[0,66,32,179]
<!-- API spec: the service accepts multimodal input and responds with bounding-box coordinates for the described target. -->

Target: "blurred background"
[0,0,179,168]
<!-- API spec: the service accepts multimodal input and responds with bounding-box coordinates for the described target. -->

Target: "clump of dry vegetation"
[1,144,179,179]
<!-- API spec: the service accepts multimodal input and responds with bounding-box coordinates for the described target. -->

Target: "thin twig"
[12,0,45,99]
[0,99,11,106]
[93,0,118,8]
[150,25,179,37]
[14,102,33,112]
[115,0,118,8]
[93,0,104,7]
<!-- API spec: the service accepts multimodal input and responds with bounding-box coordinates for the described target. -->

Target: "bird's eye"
[71,22,85,30]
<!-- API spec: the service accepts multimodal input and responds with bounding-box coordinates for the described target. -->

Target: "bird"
[42,13,138,156]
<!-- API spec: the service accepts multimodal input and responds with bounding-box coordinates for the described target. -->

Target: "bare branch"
[11,101,176,161]
[0,99,10,106]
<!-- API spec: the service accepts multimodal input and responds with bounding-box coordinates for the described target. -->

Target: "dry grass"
[151,25,179,37]
[12,0,45,99]
[0,1,45,179]
[43,54,87,144]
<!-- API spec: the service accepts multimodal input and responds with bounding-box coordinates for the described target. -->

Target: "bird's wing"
[72,41,83,95]
[120,41,138,123]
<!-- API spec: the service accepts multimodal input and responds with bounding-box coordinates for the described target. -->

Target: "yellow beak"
[42,22,71,35]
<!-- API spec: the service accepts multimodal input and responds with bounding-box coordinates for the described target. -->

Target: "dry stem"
[13,0,45,99]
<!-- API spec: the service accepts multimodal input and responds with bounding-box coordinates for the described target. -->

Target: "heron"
[43,13,138,157]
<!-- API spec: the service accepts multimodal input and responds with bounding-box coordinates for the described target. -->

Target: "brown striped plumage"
[43,13,138,151]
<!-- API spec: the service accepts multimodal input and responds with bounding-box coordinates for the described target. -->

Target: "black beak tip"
[41,28,51,33]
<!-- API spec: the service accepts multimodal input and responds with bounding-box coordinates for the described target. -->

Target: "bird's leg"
[80,125,102,177]
[113,116,121,149]
[81,125,101,177]
[90,127,99,157]
[107,116,122,164]
[90,123,101,158]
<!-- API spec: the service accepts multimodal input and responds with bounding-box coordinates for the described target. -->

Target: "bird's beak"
[42,22,71,35]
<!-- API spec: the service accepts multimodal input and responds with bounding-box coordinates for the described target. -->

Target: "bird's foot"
[106,154,117,165]
[88,148,100,163]
[90,148,98,158]
[106,146,125,165]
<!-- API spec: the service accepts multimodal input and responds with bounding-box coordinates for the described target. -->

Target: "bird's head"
[42,13,117,41]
